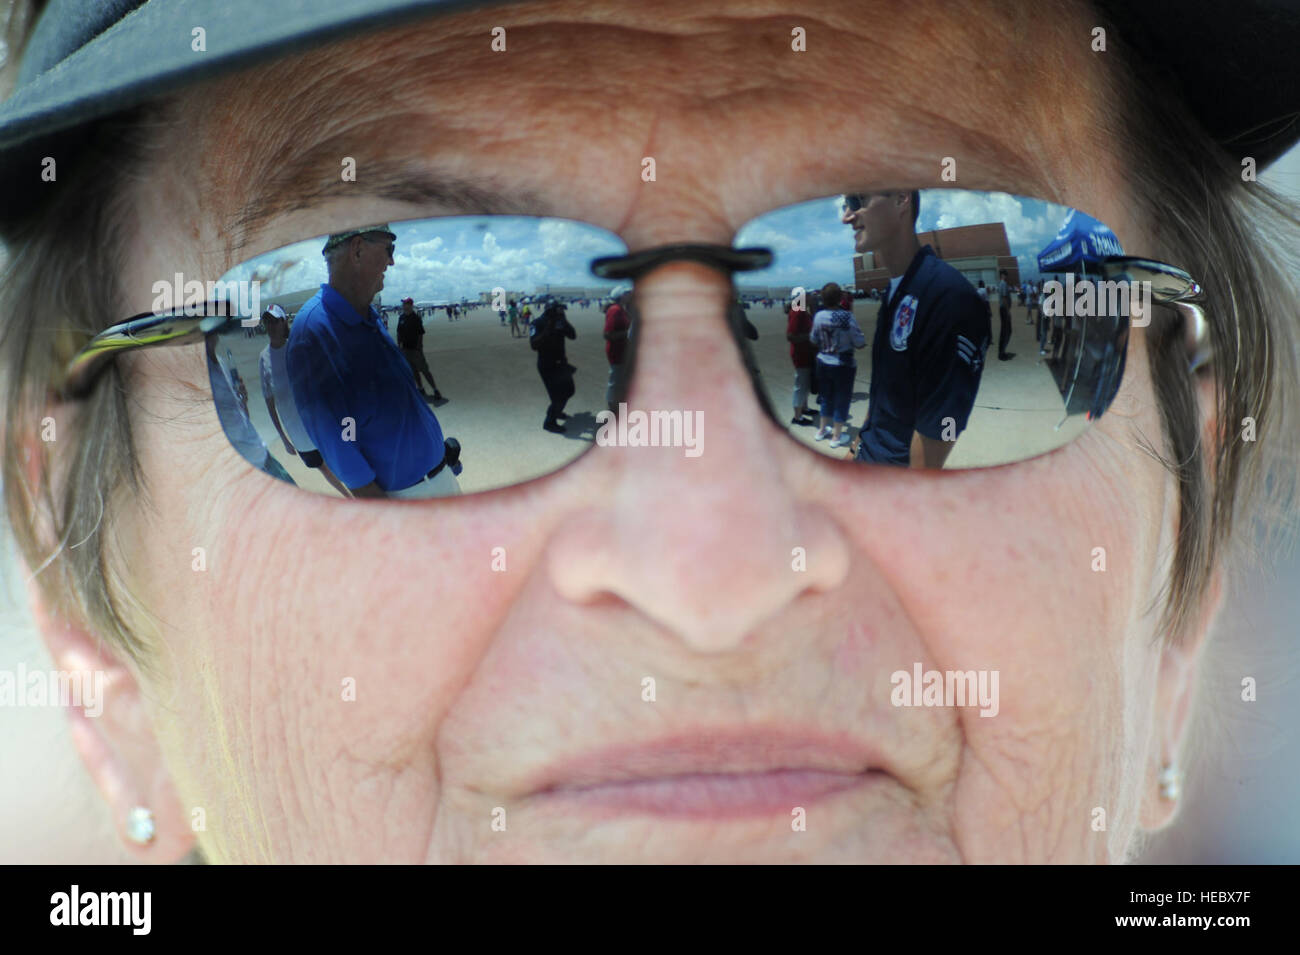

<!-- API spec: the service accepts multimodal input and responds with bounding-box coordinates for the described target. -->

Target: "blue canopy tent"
[1036,209,1124,274]
[1036,210,1126,421]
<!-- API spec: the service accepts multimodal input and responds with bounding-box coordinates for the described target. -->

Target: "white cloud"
[409,236,444,256]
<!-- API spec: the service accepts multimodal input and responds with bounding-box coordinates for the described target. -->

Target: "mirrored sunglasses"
[62,190,1206,500]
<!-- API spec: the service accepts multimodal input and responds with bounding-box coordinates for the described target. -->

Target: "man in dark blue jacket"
[842,191,991,468]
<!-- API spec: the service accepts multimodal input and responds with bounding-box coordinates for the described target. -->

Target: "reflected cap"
[322,225,396,255]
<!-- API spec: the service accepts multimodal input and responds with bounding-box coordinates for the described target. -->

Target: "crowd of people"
[774,193,1112,468]
[521,286,635,432]
[773,191,994,468]
[215,196,1093,495]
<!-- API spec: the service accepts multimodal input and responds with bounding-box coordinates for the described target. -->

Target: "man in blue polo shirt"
[841,191,990,469]
[286,224,460,498]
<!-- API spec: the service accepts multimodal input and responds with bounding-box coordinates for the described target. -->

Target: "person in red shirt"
[603,285,633,412]
[786,292,816,425]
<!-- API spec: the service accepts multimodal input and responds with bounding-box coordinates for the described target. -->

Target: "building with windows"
[854,222,1020,293]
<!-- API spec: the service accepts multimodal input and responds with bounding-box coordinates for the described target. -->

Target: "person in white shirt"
[809,282,867,448]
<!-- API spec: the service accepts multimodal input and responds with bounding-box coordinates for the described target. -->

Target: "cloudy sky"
[733,190,1079,289]
[225,217,629,305]
[224,190,1103,304]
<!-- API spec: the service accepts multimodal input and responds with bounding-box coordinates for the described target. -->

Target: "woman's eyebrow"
[229,152,542,243]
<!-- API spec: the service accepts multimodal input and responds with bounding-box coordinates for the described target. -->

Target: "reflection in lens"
[733,189,1135,469]
[208,216,628,498]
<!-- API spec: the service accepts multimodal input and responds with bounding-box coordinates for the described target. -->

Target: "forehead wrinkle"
[878,103,1044,195]
[176,0,1132,262]
[470,1,1111,206]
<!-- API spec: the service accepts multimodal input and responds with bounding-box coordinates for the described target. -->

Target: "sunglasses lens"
[733,190,1139,469]
[208,216,629,498]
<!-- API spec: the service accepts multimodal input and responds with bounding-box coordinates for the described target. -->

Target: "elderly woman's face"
[101,0,1195,862]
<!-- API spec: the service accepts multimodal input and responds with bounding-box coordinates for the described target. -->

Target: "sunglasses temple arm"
[1174,301,1212,372]
[60,307,238,399]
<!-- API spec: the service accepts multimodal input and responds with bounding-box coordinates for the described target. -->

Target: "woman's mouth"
[524,730,891,819]
[531,769,885,818]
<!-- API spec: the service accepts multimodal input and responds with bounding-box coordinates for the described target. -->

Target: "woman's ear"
[1138,565,1224,832]
[22,574,196,863]
[12,368,195,862]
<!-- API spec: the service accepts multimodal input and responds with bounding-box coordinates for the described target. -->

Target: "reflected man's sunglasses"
[60,190,1208,500]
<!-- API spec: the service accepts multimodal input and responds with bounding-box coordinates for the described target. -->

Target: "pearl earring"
[1158,764,1182,802]
[126,806,155,845]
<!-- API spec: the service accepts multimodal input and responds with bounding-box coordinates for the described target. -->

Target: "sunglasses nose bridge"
[590,243,773,283]
[606,253,784,434]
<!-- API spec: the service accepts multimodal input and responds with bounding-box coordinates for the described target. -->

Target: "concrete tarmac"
[222,295,1089,495]
[744,298,1087,469]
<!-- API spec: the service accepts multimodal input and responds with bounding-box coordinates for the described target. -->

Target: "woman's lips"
[533,769,883,819]
[524,731,889,819]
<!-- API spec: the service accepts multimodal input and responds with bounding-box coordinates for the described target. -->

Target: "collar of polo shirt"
[319,285,381,327]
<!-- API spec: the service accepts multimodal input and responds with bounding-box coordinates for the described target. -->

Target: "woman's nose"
[543,261,851,653]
